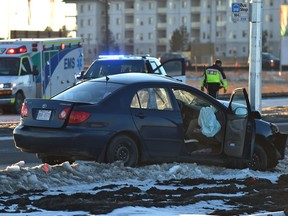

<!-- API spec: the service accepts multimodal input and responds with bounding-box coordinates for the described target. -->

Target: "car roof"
[89,72,183,86]
[96,55,158,61]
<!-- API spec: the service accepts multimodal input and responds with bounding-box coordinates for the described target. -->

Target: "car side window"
[172,88,225,140]
[20,57,32,75]
[131,87,173,110]
[230,90,248,116]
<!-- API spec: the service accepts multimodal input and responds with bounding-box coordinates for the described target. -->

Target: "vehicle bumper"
[0,97,14,106]
[13,125,112,160]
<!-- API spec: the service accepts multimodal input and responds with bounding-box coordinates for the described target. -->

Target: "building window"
[233,34,237,39]
[269,0,273,6]
[116,18,121,25]
[116,3,121,10]
[181,16,187,25]
[87,34,92,44]
[149,2,154,9]
[148,17,153,25]
[203,32,206,39]
[80,19,84,28]
[270,31,273,38]
[148,32,153,40]
[217,0,223,6]
[182,1,187,8]
[116,33,121,40]
[140,33,143,41]
[88,4,92,11]
[173,17,176,25]
[242,46,246,53]
[80,4,84,13]
[207,17,210,24]
[242,30,247,37]
[88,19,92,26]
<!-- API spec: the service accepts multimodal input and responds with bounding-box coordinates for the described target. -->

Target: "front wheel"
[107,135,138,167]
[247,144,268,171]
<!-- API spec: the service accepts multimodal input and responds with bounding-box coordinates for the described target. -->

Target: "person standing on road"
[200,59,228,98]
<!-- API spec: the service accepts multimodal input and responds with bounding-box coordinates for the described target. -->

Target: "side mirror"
[32,65,39,76]
[76,71,85,80]
[251,110,262,119]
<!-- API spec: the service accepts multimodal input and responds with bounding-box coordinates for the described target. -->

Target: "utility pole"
[105,0,109,54]
[248,0,262,111]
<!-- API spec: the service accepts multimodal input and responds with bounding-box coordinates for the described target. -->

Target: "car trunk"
[21,99,74,128]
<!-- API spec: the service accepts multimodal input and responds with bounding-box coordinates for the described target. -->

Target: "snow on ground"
[1,156,288,216]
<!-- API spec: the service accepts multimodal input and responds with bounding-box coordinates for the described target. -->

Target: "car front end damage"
[255,119,288,161]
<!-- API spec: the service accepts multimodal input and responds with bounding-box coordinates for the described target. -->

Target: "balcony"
[157,23,167,29]
[191,22,201,29]
[191,6,200,13]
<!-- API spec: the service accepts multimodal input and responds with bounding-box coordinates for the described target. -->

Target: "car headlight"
[270,123,279,134]
[0,83,14,89]
[0,83,17,89]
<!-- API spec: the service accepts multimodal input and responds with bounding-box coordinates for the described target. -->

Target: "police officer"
[201,59,227,98]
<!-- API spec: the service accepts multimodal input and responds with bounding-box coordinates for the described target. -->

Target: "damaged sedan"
[13,73,287,170]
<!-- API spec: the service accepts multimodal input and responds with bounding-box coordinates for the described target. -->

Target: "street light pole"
[105,0,109,54]
[249,0,262,112]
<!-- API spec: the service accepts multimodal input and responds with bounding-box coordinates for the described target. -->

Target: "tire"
[14,92,25,114]
[247,143,268,171]
[41,156,74,165]
[107,135,138,167]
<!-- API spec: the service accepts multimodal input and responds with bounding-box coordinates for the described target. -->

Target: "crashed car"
[13,73,287,170]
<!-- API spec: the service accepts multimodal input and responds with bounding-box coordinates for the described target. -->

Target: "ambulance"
[0,37,84,114]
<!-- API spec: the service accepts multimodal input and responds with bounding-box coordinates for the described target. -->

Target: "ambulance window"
[21,58,32,75]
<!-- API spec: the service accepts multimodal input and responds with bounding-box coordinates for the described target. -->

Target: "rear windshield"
[83,59,146,79]
[52,81,123,103]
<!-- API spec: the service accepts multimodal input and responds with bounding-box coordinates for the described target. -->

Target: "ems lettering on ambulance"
[43,43,83,98]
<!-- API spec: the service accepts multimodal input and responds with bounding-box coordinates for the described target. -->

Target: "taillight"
[58,108,90,124]
[68,111,90,124]
[58,107,71,120]
[21,103,28,117]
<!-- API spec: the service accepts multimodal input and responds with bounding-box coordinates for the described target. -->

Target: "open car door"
[152,58,186,83]
[224,88,255,159]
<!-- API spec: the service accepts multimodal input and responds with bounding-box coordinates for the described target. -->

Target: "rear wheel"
[107,135,138,167]
[14,92,25,114]
[247,143,268,171]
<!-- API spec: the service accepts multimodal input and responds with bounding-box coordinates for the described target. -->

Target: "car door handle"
[135,113,145,119]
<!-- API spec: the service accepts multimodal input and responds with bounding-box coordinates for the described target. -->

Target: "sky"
[0,159,288,215]
[0,0,76,39]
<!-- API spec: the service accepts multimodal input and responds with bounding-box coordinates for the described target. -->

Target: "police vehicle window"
[21,58,32,75]
[131,87,173,110]
[84,61,101,79]
[149,61,162,74]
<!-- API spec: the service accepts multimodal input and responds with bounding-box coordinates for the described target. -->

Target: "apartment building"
[63,0,288,65]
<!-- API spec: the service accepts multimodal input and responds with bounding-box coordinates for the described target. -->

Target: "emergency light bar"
[6,46,27,54]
